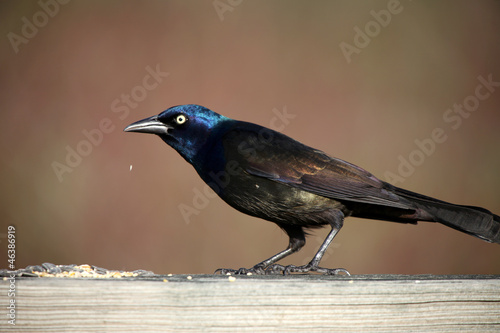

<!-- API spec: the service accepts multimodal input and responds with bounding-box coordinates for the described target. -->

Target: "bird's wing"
[223,124,407,208]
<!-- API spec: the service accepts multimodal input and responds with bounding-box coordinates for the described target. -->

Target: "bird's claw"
[266,264,350,276]
[216,263,350,276]
[214,264,266,275]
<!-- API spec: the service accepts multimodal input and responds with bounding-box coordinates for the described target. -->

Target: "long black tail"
[394,187,500,244]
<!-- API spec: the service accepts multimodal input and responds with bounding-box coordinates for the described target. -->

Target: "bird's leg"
[215,225,305,275]
[267,210,350,276]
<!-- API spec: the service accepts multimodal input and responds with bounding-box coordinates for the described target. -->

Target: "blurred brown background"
[1,1,499,275]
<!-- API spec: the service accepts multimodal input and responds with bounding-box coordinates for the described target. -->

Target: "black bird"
[124,104,500,275]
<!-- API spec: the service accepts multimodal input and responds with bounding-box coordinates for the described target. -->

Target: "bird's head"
[124,104,229,163]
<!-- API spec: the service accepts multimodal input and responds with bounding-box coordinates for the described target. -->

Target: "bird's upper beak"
[123,115,172,135]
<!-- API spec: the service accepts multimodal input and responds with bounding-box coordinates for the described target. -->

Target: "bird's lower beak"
[124,115,172,135]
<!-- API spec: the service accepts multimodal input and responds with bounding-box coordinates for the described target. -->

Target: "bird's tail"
[394,187,500,244]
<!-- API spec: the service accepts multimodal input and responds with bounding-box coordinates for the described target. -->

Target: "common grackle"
[124,104,500,275]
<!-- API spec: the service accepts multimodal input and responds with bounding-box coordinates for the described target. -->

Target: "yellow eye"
[176,114,187,124]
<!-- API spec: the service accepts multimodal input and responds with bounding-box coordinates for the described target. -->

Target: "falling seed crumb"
[129,165,133,171]
[246,272,253,276]
[348,280,354,284]
[187,275,192,280]
[228,276,236,282]
[163,279,168,283]
[167,273,173,277]
[226,272,232,276]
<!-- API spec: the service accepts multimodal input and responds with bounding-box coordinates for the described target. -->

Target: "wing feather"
[223,123,407,208]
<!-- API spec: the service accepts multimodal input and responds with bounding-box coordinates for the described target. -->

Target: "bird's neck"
[189,122,233,184]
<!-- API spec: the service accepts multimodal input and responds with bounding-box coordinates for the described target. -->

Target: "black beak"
[124,115,172,135]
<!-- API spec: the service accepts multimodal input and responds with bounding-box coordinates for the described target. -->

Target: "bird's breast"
[206,168,345,226]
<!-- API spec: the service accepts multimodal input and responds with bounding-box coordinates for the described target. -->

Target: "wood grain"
[1,275,499,331]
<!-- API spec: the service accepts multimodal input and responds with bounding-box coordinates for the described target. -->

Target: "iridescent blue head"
[124,104,230,164]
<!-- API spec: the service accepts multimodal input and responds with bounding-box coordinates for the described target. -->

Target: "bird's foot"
[214,264,266,275]
[266,263,350,276]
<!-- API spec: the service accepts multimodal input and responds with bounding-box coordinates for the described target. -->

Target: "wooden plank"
[1,275,499,331]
